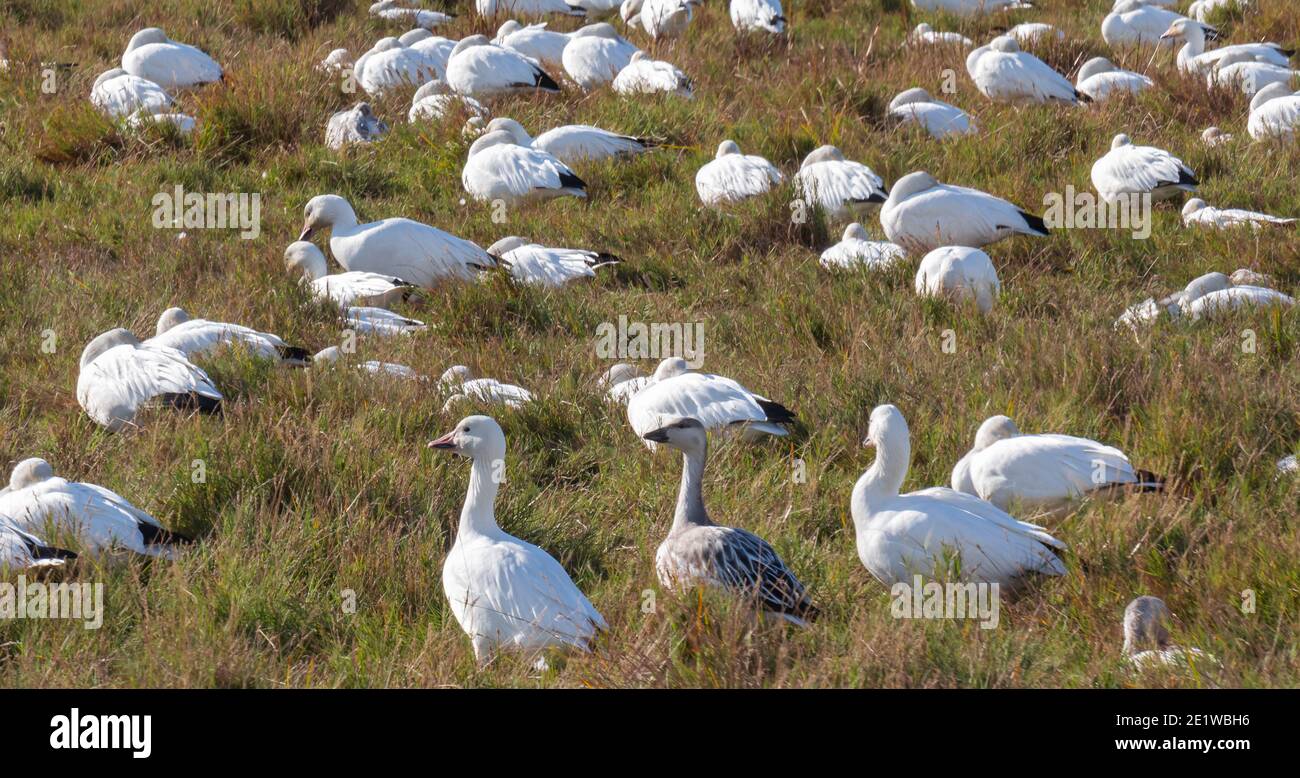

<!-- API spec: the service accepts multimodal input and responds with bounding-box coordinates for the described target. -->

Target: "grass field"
[0,0,1297,688]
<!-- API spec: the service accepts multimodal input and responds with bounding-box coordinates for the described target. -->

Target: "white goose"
[148,307,311,365]
[1091,134,1197,203]
[1247,82,1300,140]
[1002,22,1064,44]
[355,37,442,96]
[409,79,489,123]
[730,0,785,34]
[908,23,972,47]
[487,236,618,288]
[1208,51,1299,98]
[90,68,173,118]
[299,194,494,288]
[124,111,196,134]
[462,130,588,205]
[1124,596,1218,670]
[400,28,458,73]
[441,366,534,412]
[285,241,417,309]
[486,117,657,164]
[313,346,423,379]
[613,51,693,98]
[0,458,190,558]
[1185,284,1295,320]
[1189,0,1250,21]
[446,35,561,97]
[1182,198,1296,230]
[970,36,1082,104]
[951,415,1164,514]
[851,405,1067,588]
[369,0,455,28]
[1202,126,1233,146]
[1075,57,1153,102]
[914,245,1000,313]
[494,20,571,72]
[818,223,906,271]
[1,520,76,571]
[695,140,783,207]
[429,415,606,666]
[880,171,1049,252]
[599,363,653,404]
[1161,18,1290,74]
[887,88,977,139]
[1278,454,1298,475]
[642,418,817,625]
[627,357,795,447]
[476,0,587,17]
[344,307,428,336]
[910,0,1032,14]
[77,328,222,431]
[325,102,388,150]
[1102,1,1194,49]
[792,145,887,219]
[562,23,640,90]
[641,0,697,40]
[120,28,222,90]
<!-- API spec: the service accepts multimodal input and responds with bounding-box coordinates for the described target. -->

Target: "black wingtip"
[1178,168,1200,188]
[534,68,561,92]
[756,398,797,424]
[594,252,622,265]
[276,345,313,364]
[160,392,223,415]
[1076,89,1092,104]
[138,522,195,546]
[558,170,587,191]
[1019,210,1051,236]
[29,541,77,562]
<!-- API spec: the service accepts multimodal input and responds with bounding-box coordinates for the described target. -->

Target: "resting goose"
[344,307,428,336]
[641,0,697,40]
[613,52,693,98]
[880,171,1049,252]
[914,245,1000,313]
[730,0,785,34]
[77,328,222,431]
[695,140,783,207]
[1075,57,1153,102]
[562,24,640,90]
[90,68,173,118]
[486,117,657,164]
[1182,198,1295,229]
[462,130,588,205]
[1102,1,1196,49]
[1202,126,1233,146]
[1124,596,1218,670]
[0,458,190,558]
[1208,51,1299,97]
[409,79,489,123]
[643,418,817,625]
[148,307,310,365]
[971,36,1082,104]
[285,241,416,309]
[325,102,388,150]
[908,23,973,47]
[355,37,442,96]
[299,194,494,288]
[1091,134,1197,203]
[851,404,1067,588]
[313,346,422,379]
[476,0,587,17]
[910,0,1032,14]
[951,415,1164,514]
[400,29,458,73]
[120,27,222,90]
[441,366,534,412]
[446,35,561,97]
[319,48,353,74]
[369,0,455,28]
[124,111,196,134]
[429,415,606,666]
[627,357,795,447]
[1189,0,1249,21]
[1185,285,1295,320]
[493,20,571,72]
[818,223,906,271]
[1002,23,1064,44]
[599,362,653,404]
[1161,18,1290,74]
[887,88,977,139]
[792,145,887,219]
[487,236,618,288]
[1,520,76,571]
[1247,82,1300,140]
[1278,454,1298,475]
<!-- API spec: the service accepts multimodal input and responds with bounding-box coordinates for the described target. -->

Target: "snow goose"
[880,171,1049,252]
[914,245,1000,313]
[355,37,442,96]
[0,458,190,558]
[1185,285,1295,320]
[1075,57,1153,101]
[1124,596,1217,670]
[344,307,428,336]
[1182,198,1295,230]
[599,362,653,404]
[1091,134,1197,203]
[887,88,977,139]
[148,307,310,366]
[620,0,647,31]
[951,415,1164,514]
[494,20,571,72]
[369,0,456,28]
[908,23,972,47]
[910,0,1032,14]
[818,223,906,271]
[446,35,561,97]
[476,0,587,17]
[319,48,353,74]
[851,404,1067,589]
[299,194,494,288]
[90,68,173,118]
[409,79,489,123]
[77,328,222,431]
[793,145,887,220]
[562,24,640,90]
[400,28,458,73]
[1161,18,1289,74]
[487,236,618,288]
[1278,454,1298,475]
[1202,126,1233,146]
[1247,82,1300,140]
[1,520,76,571]
[730,0,785,34]
[1208,51,1299,97]
[1002,22,1064,44]
[643,418,817,625]
[695,140,783,207]
[627,357,795,447]
[285,241,417,309]
[641,0,697,40]
[487,116,657,164]
[613,51,693,98]
[970,35,1082,104]
[120,28,222,90]
[1189,0,1250,22]
[440,366,534,412]
[325,102,388,150]
[429,415,605,666]
[313,346,423,379]
[124,111,196,135]
[462,130,588,205]
[1102,1,1195,49]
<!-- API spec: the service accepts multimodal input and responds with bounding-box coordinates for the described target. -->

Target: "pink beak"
[298,225,314,241]
[428,430,457,450]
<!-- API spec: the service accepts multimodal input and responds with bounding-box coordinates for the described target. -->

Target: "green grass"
[0,0,1297,687]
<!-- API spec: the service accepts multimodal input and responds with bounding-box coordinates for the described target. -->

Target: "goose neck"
[851,438,910,520]
[672,445,712,532]
[458,455,502,538]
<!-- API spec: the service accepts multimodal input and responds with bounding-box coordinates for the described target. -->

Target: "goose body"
[914,245,1000,313]
[121,28,222,90]
[487,236,617,288]
[881,171,1049,251]
[627,358,795,446]
[613,52,693,97]
[77,329,223,431]
[1,521,75,571]
[90,68,173,118]
[971,36,1081,104]
[793,145,887,219]
[441,366,534,412]
[476,0,587,16]
[1248,84,1300,140]
[1124,595,1218,671]
[1102,1,1188,49]
[369,1,455,28]
[1184,285,1295,319]
[325,102,388,150]
[285,241,417,309]
[730,0,784,34]
[1208,54,1299,97]
[695,140,783,206]
[910,0,1032,14]
[409,79,489,123]
[463,130,588,205]
[446,36,561,97]
[819,223,906,270]
[494,20,571,72]
[1182,198,1296,230]
[562,25,640,90]
[1075,57,1153,101]
[486,117,654,164]
[355,37,442,96]
[908,23,972,47]
[313,346,423,379]
[887,88,977,139]
[1091,133,1197,203]
[147,307,308,365]
[641,0,695,39]
[344,307,428,336]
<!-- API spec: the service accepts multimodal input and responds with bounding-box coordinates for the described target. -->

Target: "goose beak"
[862,437,876,449]
[428,431,458,450]
[298,224,314,241]
[1158,28,1176,40]
[642,427,670,443]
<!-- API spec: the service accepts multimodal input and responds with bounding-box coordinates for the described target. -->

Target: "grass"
[0,0,1297,688]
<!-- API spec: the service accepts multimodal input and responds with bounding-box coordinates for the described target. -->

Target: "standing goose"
[1247,82,1300,140]
[851,405,1067,588]
[120,28,222,90]
[792,145,888,220]
[1124,596,1217,670]
[561,23,640,90]
[970,36,1082,104]
[887,88,977,139]
[1091,134,1197,203]
[627,358,795,447]
[430,415,606,666]
[284,241,417,309]
[1182,198,1296,230]
[486,117,657,164]
[299,194,495,288]
[77,328,223,431]
[446,35,561,97]
[914,245,1001,313]
[730,0,784,34]
[818,223,905,271]
[695,140,783,207]
[880,171,1049,252]
[409,79,489,123]
[440,366,534,412]
[1075,57,1153,102]
[90,68,173,118]
[487,236,618,288]
[951,415,1165,514]
[0,458,191,558]
[643,418,817,625]
[1160,18,1289,74]
[462,130,588,205]
[147,308,311,366]
[1,520,76,571]
[613,52,693,98]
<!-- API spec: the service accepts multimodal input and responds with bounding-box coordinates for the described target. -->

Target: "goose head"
[126,28,170,52]
[1159,18,1208,44]
[599,362,641,387]
[1111,133,1132,150]
[399,28,433,46]
[886,171,938,204]
[284,241,330,281]
[1122,595,1173,655]
[1181,271,1231,303]
[1250,81,1293,112]
[156,306,192,336]
[486,117,532,145]
[467,129,519,157]
[79,328,140,369]
[641,416,706,452]
[863,404,908,451]
[1077,57,1116,83]
[620,0,644,24]
[841,222,870,242]
[300,194,358,241]
[800,144,845,169]
[428,414,506,462]
[973,415,1020,450]
[93,67,128,88]
[629,50,648,63]
[989,35,1020,54]
[449,35,490,59]
[1181,198,1207,218]
[715,139,741,158]
[888,87,933,111]
[652,356,689,380]
[9,458,55,491]
[495,20,523,40]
